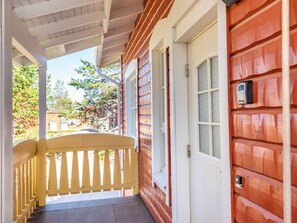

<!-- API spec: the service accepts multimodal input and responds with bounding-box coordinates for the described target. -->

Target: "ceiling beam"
[14,0,103,20]
[47,36,102,59]
[46,45,66,60]
[104,24,134,40]
[40,27,104,49]
[103,36,129,50]
[95,45,103,67]
[101,55,121,67]
[13,56,33,67]
[12,48,23,58]
[29,11,106,37]
[110,3,143,22]
[102,0,112,33]
[102,45,125,58]
[12,11,47,67]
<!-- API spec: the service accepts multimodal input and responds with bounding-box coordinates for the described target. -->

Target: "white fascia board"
[40,27,104,49]
[104,24,134,40]
[12,11,47,67]
[47,36,102,59]
[29,11,106,37]
[14,0,103,20]
[109,3,143,22]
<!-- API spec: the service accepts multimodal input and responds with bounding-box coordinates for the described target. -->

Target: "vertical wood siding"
[228,0,297,222]
[121,0,174,222]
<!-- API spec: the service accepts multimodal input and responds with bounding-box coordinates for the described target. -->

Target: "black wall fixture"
[221,0,240,7]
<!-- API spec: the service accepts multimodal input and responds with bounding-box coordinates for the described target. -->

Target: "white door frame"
[171,1,231,222]
[148,0,231,221]
[0,1,13,222]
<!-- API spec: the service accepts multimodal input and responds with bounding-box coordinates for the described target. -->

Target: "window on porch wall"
[126,75,137,139]
[152,45,170,205]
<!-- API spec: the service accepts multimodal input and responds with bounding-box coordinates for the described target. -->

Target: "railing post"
[37,138,46,206]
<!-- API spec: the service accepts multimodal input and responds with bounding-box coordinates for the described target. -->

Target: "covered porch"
[0,0,147,222]
[28,196,154,223]
[13,133,142,223]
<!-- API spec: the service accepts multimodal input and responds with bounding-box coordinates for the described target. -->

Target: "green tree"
[48,80,78,119]
[69,60,120,130]
[13,65,39,141]
[46,73,55,111]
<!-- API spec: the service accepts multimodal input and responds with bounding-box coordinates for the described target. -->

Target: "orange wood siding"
[228,0,297,222]
[121,0,174,222]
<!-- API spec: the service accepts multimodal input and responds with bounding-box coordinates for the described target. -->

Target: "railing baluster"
[82,151,90,192]
[71,151,80,193]
[13,139,39,222]
[18,166,22,216]
[30,158,33,199]
[22,164,26,210]
[60,152,69,194]
[113,149,121,189]
[92,150,101,191]
[13,168,17,220]
[48,153,58,195]
[27,160,31,202]
[123,149,131,185]
[103,150,111,188]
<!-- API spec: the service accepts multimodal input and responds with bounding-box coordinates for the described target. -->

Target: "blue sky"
[47,48,95,102]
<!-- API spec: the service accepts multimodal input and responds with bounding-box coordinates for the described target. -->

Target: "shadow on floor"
[27,196,155,223]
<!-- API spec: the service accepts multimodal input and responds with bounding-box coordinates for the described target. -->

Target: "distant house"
[46,112,68,132]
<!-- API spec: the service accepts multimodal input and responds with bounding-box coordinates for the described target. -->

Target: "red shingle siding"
[121,0,174,222]
[228,0,297,221]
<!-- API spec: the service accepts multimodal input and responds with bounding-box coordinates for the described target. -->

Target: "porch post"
[0,0,13,222]
[39,66,47,139]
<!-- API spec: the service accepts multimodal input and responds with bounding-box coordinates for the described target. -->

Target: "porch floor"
[27,196,155,223]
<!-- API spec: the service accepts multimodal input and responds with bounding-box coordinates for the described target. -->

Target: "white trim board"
[1,1,13,222]
[124,59,139,146]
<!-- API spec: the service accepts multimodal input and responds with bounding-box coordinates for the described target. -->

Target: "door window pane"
[211,57,218,89]
[199,125,209,154]
[198,93,208,122]
[211,91,219,123]
[198,61,208,91]
[212,126,220,158]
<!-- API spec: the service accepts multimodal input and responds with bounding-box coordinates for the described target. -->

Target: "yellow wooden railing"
[13,139,38,223]
[38,133,138,205]
[13,133,138,222]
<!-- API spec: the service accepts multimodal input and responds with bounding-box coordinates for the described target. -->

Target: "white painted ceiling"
[10,0,143,67]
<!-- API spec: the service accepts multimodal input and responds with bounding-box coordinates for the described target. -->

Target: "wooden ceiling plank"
[14,0,104,20]
[29,11,106,37]
[40,27,104,48]
[104,24,134,40]
[103,36,129,50]
[110,2,143,22]
[46,36,103,59]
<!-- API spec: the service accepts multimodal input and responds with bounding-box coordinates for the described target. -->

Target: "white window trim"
[151,40,170,203]
[124,59,138,147]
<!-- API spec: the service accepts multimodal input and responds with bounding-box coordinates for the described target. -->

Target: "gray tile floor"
[28,196,155,223]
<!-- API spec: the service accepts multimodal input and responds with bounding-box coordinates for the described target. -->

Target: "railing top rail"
[44,133,135,151]
[13,139,37,167]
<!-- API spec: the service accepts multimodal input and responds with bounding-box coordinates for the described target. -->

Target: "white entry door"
[187,22,222,223]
